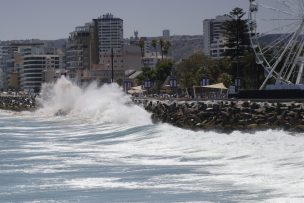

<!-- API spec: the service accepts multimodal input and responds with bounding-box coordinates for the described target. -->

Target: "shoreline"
[133,98,304,133]
[1,94,304,133]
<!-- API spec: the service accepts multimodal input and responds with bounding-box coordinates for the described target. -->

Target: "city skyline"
[0,0,248,40]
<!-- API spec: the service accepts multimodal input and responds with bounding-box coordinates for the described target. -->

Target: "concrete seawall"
[0,95,35,111]
[133,98,304,132]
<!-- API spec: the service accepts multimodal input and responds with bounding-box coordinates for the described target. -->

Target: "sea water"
[0,77,304,203]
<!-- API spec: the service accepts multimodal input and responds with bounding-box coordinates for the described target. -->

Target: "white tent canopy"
[203,83,228,90]
[193,83,228,99]
[127,86,146,94]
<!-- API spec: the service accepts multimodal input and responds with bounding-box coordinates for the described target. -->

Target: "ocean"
[0,77,304,203]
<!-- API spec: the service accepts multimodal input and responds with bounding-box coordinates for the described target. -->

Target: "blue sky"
[0,0,248,40]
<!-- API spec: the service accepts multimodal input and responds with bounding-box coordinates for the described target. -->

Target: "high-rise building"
[0,46,9,90]
[163,29,170,39]
[66,22,98,82]
[93,13,124,71]
[0,43,44,90]
[20,55,60,92]
[203,15,231,58]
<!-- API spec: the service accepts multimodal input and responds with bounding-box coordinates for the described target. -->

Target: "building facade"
[66,23,98,82]
[20,55,60,91]
[163,29,170,39]
[93,13,124,71]
[203,15,231,58]
[123,44,142,71]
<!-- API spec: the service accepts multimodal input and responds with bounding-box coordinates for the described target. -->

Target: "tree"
[151,39,158,58]
[135,59,173,93]
[223,7,250,58]
[159,38,165,59]
[163,41,171,58]
[154,59,173,82]
[176,53,217,94]
[139,37,145,59]
[241,51,265,89]
[222,7,251,88]
[218,73,232,88]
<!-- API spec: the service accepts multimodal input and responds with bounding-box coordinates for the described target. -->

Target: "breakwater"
[134,98,304,132]
[0,95,35,111]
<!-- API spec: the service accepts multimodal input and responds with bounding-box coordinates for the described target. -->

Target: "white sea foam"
[1,78,304,202]
[35,76,151,125]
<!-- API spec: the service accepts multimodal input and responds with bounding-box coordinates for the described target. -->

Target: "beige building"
[7,71,19,90]
[123,45,142,71]
[43,68,67,83]
[89,64,124,84]
[143,52,162,69]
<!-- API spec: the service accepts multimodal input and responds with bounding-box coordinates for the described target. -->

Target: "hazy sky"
[0,0,248,40]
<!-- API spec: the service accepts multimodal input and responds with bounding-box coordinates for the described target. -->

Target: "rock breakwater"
[0,95,35,111]
[134,99,304,132]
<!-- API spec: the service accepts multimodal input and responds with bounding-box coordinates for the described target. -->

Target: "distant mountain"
[1,35,203,62]
[135,35,203,62]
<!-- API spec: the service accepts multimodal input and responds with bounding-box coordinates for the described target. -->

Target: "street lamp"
[111,47,114,83]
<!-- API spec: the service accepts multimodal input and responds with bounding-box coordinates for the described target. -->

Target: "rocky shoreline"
[0,95,35,111]
[134,98,304,133]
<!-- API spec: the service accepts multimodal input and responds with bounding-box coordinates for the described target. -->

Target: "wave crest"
[35,77,151,125]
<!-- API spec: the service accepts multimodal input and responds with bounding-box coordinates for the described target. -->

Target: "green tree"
[217,73,232,88]
[135,59,173,92]
[176,53,217,93]
[159,38,165,59]
[154,59,173,81]
[139,37,145,62]
[163,41,171,58]
[151,39,158,58]
[222,7,250,58]
[222,7,251,89]
[241,51,265,89]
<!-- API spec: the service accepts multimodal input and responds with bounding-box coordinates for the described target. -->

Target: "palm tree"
[139,37,145,58]
[151,39,157,58]
[139,37,145,65]
[163,41,171,58]
[159,38,165,60]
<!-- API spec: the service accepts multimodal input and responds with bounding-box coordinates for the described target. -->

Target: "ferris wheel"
[249,0,304,90]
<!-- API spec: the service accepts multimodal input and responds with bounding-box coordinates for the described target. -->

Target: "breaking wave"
[35,77,151,125]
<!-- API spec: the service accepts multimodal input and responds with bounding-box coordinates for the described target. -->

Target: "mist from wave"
[35,76,151,125]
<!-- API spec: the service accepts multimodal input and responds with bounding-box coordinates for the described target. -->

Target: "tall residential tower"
[203,15,231,58]
[93,13,124,69]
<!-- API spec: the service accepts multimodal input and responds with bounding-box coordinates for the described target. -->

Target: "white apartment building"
[203,15,231,58]
[20,55,60,91]
[93,13,124,70]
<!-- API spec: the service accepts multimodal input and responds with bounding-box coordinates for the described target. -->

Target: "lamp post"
[111,47,114,83]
